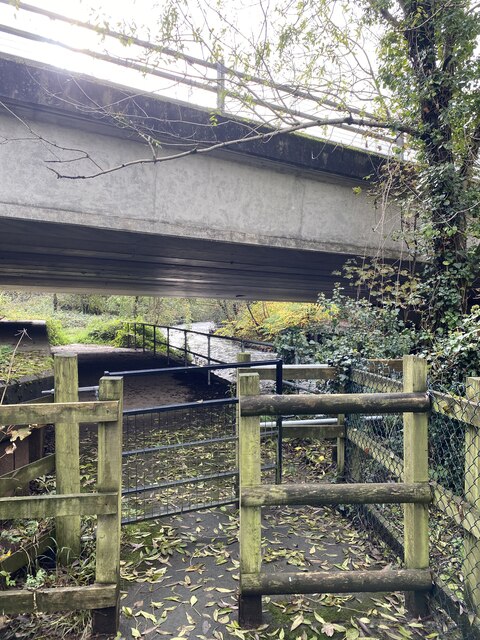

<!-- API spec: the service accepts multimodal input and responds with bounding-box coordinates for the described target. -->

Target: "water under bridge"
[0,54,404,301]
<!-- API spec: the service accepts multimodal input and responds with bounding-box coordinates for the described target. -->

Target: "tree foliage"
[216,301,337,339]
[100,0,480,334]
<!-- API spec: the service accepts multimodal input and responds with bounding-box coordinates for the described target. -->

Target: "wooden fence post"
[464,377,480,615]
[336,377,346,481]
[238,371,262,627]
[92,376,123,637]
[403,355,429,616]
[236,353,251,472]
[54,353,80,564]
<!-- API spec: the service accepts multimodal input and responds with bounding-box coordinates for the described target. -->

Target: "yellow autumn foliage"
[216,301,337,339]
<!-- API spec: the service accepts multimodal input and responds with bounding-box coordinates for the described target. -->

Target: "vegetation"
[0,292,246,346]
[0,347,53,385]
[58,0,478,338]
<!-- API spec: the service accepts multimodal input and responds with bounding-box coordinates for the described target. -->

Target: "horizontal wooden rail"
[253,365,336,381]
[367,359,403,373]
[241,569,433,596]
[241,482,432,507]
[0,583,117,614]
[351,369,402,393]
[240,392,431,417]
[0,478,24,496]
[347,431,480,540]
[0,492,118,519]
[0,401,119,425]
[351,367,480,430]
[0,530,54,574]
[347,429,404,479]
[431,391,480,429]
[0,454,55,483]
[282,424,344,439]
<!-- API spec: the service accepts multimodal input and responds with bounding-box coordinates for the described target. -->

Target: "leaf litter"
[117,503,460,640]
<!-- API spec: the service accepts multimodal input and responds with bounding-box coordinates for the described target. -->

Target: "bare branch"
[48,115,419,180]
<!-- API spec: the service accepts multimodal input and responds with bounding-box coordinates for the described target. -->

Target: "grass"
[0,347,53,385]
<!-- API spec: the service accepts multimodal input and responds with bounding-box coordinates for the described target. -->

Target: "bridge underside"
[0,218,363,301]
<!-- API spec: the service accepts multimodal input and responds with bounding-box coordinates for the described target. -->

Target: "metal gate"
[121,398,279,523]
[107,359,282,524]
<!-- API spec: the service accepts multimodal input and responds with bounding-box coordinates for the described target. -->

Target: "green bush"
[83,318,126,345]
[46,319,68,346]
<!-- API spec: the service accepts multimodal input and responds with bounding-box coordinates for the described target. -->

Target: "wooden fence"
[238,356,432,627]
[0,354,123,637]
[348,365,480,636]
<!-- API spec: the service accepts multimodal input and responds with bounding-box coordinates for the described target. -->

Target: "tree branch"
[47,115,419,180]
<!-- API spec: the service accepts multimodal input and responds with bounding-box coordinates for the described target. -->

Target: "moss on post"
[464,377,480,615]
[238,371,262,628]
[92,376,123,637]
[54,353,80,564]
[403,355,429,617]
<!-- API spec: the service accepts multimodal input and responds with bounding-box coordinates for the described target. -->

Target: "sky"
[0,0,395,154]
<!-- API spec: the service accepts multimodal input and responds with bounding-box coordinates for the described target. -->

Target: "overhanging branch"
[47,115,419,180]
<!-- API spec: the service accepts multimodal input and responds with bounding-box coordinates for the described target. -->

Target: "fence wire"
[122,399,278,523]
[347,363,480,640]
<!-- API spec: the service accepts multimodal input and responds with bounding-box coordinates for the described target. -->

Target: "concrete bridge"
[0,55,402,301]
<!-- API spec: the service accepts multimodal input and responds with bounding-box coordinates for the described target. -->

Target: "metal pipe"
[275,359,283,485]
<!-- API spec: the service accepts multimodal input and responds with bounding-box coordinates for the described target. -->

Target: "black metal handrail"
[106,358,282,378]
[149,323,273,348]
[123,397,238,416]
[124,321,274,368]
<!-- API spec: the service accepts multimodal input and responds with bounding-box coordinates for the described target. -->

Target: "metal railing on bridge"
[124,321,274,367]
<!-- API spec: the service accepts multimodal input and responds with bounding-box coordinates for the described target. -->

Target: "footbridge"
[0,55,403,301]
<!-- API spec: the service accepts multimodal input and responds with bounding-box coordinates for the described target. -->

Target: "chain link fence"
[346,361,480,639]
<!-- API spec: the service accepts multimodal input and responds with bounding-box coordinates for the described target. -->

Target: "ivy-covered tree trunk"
[392,0,479,332]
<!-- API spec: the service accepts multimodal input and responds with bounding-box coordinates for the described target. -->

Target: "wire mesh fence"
[346,361,480,639]
[278,375,341,484]
[122,398,278,523]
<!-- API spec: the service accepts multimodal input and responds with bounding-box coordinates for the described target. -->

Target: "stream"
[161,321,276,381]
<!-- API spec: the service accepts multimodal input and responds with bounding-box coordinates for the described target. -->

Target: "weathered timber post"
[403,355,429,616]
[464,377,480,615]
[92,376,123,637]
[236,353,251,477]
[336,377,346,481]
[238,371,262,627]
[54,353,80,564]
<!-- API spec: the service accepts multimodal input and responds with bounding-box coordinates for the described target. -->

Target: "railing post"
[92,376,123,637]
[133,323,137,350]
[207,334,212,385]
[54,353,80,564]
[238,371,262,627]
[153,325,156,357]
[275,360,283,485]
[167,327,170,364]
[127,323,131,349]
[336,378,346,480]
[464,377,480,615]
[184,329,188,365]
[142,324,146,352]
[403,355,429,616]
